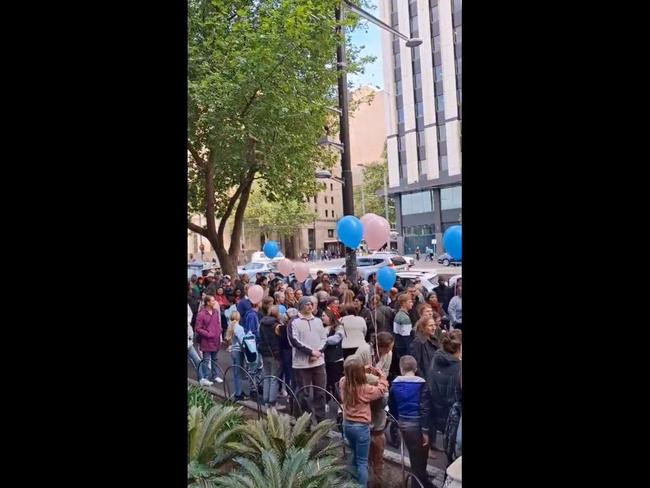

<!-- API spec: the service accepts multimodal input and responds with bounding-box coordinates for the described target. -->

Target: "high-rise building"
[379,0,461,254]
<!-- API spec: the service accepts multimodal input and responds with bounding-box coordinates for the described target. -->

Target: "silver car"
[236,261,274,280]
[325,253,410,280]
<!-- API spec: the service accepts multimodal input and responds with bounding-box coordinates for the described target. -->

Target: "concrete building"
[379,0,462,254]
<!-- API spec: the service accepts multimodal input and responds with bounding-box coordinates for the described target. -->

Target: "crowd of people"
[187,266,462,488]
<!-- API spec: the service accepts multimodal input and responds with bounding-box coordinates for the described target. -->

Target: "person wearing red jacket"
[195,295,223,386]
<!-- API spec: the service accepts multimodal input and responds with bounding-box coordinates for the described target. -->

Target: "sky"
[347,0,384,90]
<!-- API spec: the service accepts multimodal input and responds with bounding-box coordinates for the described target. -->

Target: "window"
[397,108,404,123]
[437,124,446,142]
[328,229,334,238]
[402,190,433,215]
[325,210,328,217]
[417,144,426,161]
[331,196,334,205]
[438,141,448,156]
[435,95,444,113]
[433,36,441,53]
[441,186,462,210]
[396,80,402,95]
[395,52,401,67]
[391,256,407,266]
[456,57,462,75]
[332,211,335,218]
[314,195,317,203]
[454,26,462,44]
[415,101,424,117]
[330,183,333,191]
[430,5,439,23]
[440,155,448,171]
[414,75,422,90]
[453,0,462,11]
[434,65,443,82]
[412,59,421,74]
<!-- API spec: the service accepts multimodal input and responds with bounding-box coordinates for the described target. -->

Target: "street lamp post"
[331,0,420,281]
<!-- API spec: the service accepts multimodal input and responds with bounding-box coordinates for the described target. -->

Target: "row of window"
[403,224,435,236]
[306,193,334,205]
[401,186,462,216]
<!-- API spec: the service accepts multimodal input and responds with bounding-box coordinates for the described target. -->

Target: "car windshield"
[357,258,384,266]
[243,262,262,270]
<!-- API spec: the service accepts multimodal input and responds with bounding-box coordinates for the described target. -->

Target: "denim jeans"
[262,356,281,405]
[343,420,371,487]
[199,351,219,381]
[188,345,201,372]
[280,348,294,391]
[231,349,244,396]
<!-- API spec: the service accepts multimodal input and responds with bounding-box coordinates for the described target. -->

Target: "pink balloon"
[364,215,391,251]
[360,213,379,230]
[293,262,310,282]
[276,258,294,276]
[248,284,264,305]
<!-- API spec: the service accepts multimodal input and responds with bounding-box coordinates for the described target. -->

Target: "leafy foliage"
[188,385,216,415]
[244,185,317,238]
[353,149,396,225]
[221,410,341,464]
[213,447,357,488]
[187,0,374,274]
[188,404,244,474]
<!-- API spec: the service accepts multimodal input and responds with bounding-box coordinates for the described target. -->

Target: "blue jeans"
[262,356,281,405]
[343,420,370,487]
[280,348,294,391]
[188,345,201,372]
[199,351,219,381]
[231,350,244,396]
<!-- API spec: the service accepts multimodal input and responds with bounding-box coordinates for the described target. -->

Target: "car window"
[358,258,384,266]
[391,257,406,266]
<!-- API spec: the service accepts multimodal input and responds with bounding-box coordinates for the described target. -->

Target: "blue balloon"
[336,215,363,249]
[263,240,280,259]
[442,225,462,260]
[377,267,396,291]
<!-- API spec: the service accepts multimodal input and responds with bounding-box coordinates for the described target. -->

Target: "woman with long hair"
[339,356,388,488]
[225,311,247,400]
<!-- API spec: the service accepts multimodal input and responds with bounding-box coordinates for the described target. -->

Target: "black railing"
[222,364,262,419]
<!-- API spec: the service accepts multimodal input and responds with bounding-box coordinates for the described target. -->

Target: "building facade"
[379,0,462,254]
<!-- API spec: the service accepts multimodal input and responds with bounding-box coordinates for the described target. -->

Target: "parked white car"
[250,251,285,263]
[396,271,439,293]
[371,250,414,267]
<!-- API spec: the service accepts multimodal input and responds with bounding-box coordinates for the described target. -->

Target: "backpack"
[242,332,258,364]
[444,400,462,465]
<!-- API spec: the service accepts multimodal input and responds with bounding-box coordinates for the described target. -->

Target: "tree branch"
[187,140,206,168]
[188,221,208,237]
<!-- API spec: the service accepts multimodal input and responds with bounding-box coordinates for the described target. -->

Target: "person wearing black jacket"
[409,315,442,452]
[433,277,454,314]
[258,306,282,407]
[409,317,440,380]
[322,309,344,402]
[427,331,462,440]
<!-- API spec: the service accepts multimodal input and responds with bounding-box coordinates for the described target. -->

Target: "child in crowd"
[389,355,434,488]
[339,356,388,487]
[225,311,247,400]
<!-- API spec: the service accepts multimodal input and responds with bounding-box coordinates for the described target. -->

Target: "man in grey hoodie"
[288,296,329,422]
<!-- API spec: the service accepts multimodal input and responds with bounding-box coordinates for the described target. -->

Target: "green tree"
[353,150,395,226]
[244,186,317,240]
[187,0,373,276]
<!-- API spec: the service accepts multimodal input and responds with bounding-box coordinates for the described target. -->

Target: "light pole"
[328,0,420,280]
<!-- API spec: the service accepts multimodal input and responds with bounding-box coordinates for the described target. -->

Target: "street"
[304,255,461,278]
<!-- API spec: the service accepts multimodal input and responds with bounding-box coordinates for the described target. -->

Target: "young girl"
[225,311,246,400]
[339,356,388,487]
